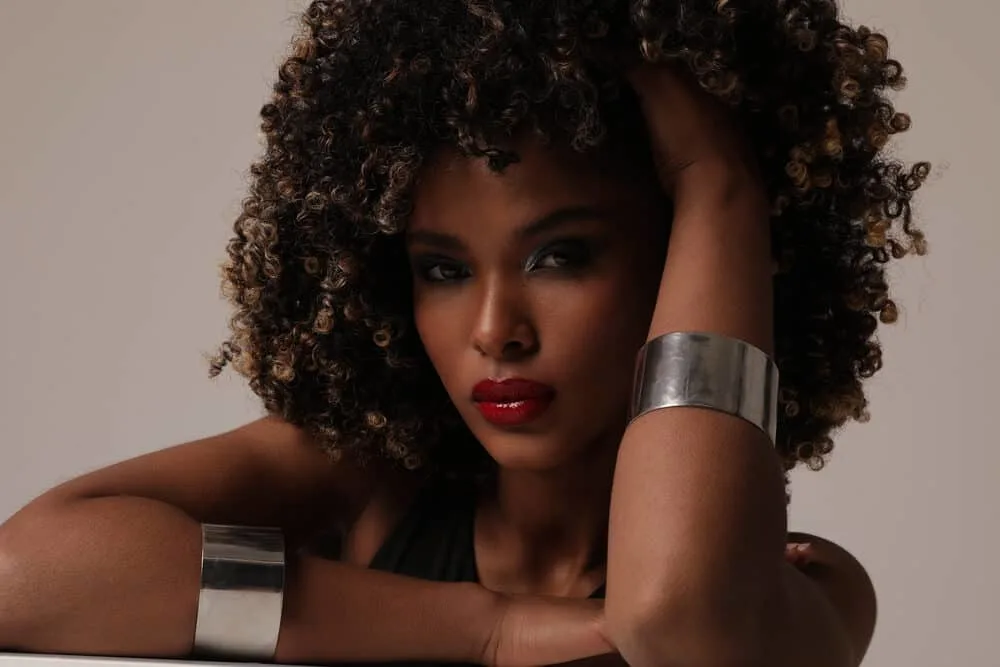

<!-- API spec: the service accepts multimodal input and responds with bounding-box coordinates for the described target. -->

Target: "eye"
[525,240,593,272]
[413,257,471,283]
[532,251,572,269]
[426,263,466,281]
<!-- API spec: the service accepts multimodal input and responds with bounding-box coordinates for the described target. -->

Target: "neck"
[475,432,619,595]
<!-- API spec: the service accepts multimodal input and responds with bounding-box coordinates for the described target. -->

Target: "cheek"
[413,290,465,383]
[539,275,655,386]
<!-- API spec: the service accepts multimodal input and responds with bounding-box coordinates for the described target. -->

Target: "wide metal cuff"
[629,331,779,445]
[194,524,286,661]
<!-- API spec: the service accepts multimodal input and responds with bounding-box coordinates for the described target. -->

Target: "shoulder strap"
[368,478,479,583]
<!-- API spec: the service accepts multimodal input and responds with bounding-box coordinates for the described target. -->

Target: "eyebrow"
[406,205,606,251]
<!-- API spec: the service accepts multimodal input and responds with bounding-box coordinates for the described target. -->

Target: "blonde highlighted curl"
[211,0,929,476]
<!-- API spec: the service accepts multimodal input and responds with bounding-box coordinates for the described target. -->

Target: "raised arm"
[604,67,874,667]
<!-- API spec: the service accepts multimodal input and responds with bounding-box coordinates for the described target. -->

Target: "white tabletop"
[0,655,267,667]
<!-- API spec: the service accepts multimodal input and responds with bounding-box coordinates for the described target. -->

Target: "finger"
[784,542,815,565]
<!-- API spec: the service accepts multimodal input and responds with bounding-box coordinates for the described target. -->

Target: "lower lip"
[475,396,554,426]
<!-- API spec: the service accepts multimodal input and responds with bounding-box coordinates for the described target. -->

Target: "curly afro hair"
[210,0,929,476]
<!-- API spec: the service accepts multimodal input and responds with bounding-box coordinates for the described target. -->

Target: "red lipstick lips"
[472,378,555,427]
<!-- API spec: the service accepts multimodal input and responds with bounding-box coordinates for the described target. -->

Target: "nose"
[471,277,539,362]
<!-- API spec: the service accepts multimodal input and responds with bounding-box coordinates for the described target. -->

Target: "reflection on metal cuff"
[630,331,779,445]
[194,524,285,661]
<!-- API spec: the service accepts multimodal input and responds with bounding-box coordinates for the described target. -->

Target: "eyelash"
[417,260,470,283]
[413,240,593,284]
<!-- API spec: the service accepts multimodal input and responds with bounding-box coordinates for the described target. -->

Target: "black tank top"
[367,478,481,582]
[360,477,605,666]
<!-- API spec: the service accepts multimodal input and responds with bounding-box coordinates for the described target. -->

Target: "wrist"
[467,584,509,665]
[672,160,768,222]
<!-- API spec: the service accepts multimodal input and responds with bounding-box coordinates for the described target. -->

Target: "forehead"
[409,137,647,233]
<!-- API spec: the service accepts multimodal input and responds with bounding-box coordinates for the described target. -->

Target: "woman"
[0,1,928,665]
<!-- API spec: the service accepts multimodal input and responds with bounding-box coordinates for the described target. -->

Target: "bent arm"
[0,418,495,663]
[0,494,495,663]
[604,163,791,665]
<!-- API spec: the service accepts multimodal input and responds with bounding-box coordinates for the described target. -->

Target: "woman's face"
[407,137,668,471]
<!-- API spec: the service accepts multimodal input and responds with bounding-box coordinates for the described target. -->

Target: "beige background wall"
[0,1,995,665]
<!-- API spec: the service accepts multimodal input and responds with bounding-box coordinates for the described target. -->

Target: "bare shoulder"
[787,531,878,664]
[244,417,430,565]
[22,416,395,542]
[231,416,423,532]
[231,416,375,508]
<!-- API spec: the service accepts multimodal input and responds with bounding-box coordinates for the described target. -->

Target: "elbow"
[605,585,776,667]
[607,613,773,667]
[0,498,97,649]
[0,527,37,650]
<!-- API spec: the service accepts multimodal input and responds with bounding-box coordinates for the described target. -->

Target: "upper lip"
[472,378,555,403]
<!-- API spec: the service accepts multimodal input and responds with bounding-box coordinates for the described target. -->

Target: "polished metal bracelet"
[629,331,779,445]
[193,524,286,660]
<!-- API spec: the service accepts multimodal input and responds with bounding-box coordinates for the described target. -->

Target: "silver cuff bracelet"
[630,331,779,445]
[194,524,286,661]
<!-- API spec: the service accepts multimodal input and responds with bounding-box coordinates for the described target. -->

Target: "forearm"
[0,496,494,664]
[649,164,774,353]
[279,547,494,665]
[605,167,788,663]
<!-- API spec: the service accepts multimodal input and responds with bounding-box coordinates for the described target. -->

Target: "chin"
[478,431,590,472]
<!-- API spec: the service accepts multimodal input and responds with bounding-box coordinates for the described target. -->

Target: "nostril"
[502,340,524,355]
